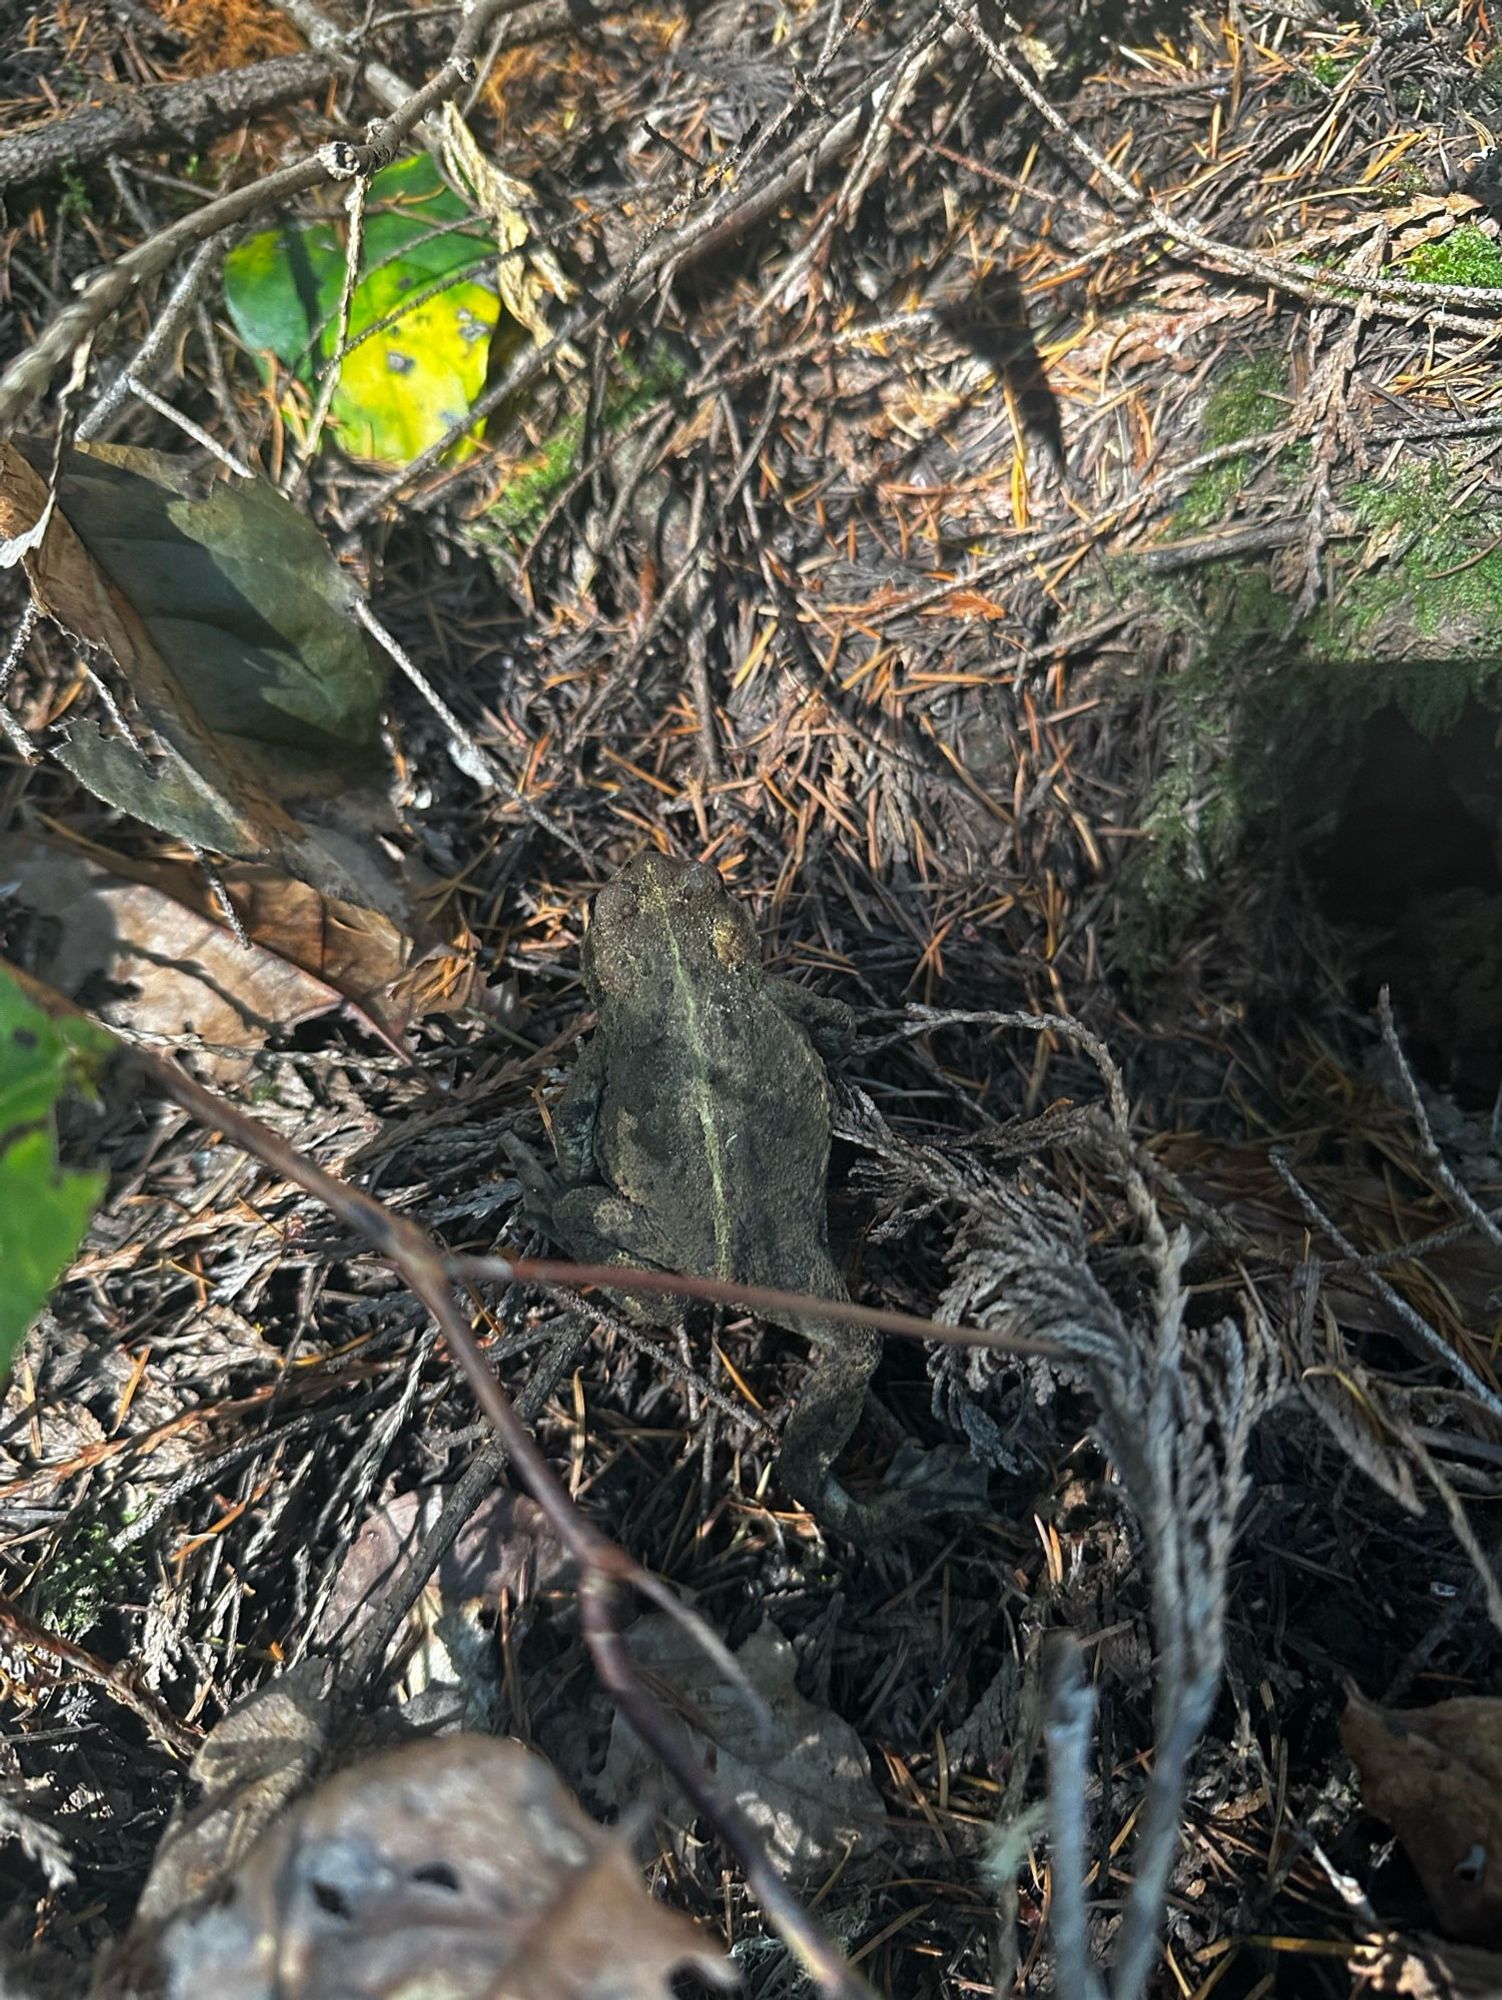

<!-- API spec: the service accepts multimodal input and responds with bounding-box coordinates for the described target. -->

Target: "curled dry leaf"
[312,1488,568,1728]
[128,1664,331,1939]
[314,1487,569,1655]
[600,1613,886,1881]
[1,837,477,1070]
[1343,1690,1502,1945]
[130,1735,733,2000]
[437,108,578,356]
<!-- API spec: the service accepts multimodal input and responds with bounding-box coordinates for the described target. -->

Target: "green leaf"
[0,970,111,1382]
[1,434,390,879]
[220,219,343,375]
[222,153,503,466]
[53,720,265,857]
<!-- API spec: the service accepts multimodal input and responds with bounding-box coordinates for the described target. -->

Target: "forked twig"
[1376,987,1502,1259]
[940,0,1502,338]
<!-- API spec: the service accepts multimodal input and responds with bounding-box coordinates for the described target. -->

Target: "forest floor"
[5,0,1502,1995]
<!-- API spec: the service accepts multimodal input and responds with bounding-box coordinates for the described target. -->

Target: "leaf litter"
[600,1612,888,1882]
[111,1717,730,2000]
[0,440,480,1040]
[8,0,1502,1996]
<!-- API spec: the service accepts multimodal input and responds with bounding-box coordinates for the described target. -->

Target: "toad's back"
[590,945,841,1293]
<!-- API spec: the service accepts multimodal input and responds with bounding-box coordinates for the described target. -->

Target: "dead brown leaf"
[316,1487,568,1641]
[2,841,480,1070]
[1343,1690,1502,1946]
[600,1612,887,1881]
[181,856,482,1039]
[0,445,485,1029]
[130,1734,734,2000]
[2,837,339,1081]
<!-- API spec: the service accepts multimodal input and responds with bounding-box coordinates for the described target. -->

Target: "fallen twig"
[0,55,332,194]
[0,0,517,434]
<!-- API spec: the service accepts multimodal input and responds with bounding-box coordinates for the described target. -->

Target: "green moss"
[1291,49,1357,101]
[1205,562,1289,658]
[34,1514,131,1639]
[1309,52,1355,88]
[1174,461,1245,532]
[1301,464,1502,694]
[489,417,585,533]
[1171,357,1288,532]
[1200,355,1286,449]
[58,169,91,223]
[1376,160,1430,204]
[1403,223,1502,288]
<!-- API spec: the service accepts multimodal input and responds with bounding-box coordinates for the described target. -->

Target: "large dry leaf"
[126,1735,733,2000]
[1343,1691,1502,1945]
[600,1613,887,1880]
[1,837,479,1065]
[3,838,339,1082]
[130,1665,332,1936]
[311,1490,567,1729]
[314,1488,568,1655]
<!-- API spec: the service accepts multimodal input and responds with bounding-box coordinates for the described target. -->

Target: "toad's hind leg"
[549,1186,678,1285]
[777,1326,991,1545]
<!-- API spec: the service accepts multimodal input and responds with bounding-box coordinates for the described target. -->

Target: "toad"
[546,851,982,1542]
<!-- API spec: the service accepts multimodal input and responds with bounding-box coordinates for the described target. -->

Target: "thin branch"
[295,175,370,479]
[343,18,970,525]
[1044,1637,1106,2000]
[455,1252,1066,1362]
[940,0,1502,338]
[0,55,331,193]
[77,237,229,442]
[1269,1147,1502,1422]
[0,1594,200,1759]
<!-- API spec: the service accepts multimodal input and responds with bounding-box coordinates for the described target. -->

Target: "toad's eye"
[680,862,719,899]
